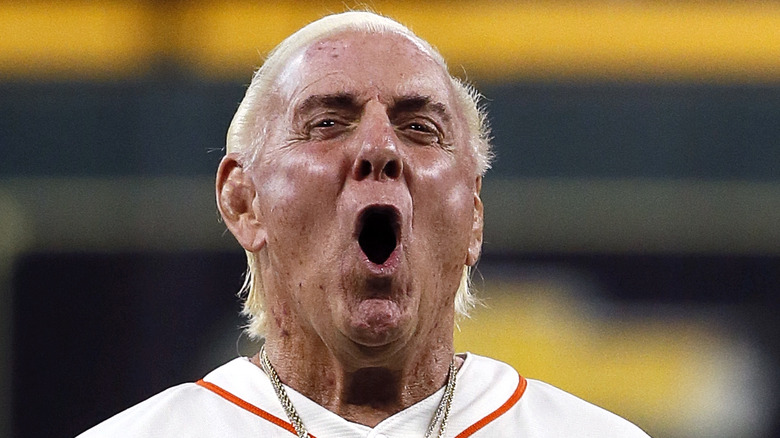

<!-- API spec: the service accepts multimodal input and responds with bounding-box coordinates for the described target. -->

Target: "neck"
[256,331,457,427]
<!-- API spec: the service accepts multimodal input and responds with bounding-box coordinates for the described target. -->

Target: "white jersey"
[78,353,650,437]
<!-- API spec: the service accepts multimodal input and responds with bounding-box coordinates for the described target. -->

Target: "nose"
[350,106,403,182]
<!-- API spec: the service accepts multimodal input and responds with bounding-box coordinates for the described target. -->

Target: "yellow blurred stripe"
[0,2,154,80]
[453,286,755,437]
[1,1,779,82]
[175,2,330,77]
[401,1,780,82]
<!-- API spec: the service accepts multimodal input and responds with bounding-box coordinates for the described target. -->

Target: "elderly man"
[80,11,649,437]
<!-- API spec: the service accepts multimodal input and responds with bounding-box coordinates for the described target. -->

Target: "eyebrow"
[294,92,452,123]
[390,94,452,123]
[295,92,360,115]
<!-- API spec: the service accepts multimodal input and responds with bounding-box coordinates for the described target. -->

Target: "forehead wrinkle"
[278,31,458,124]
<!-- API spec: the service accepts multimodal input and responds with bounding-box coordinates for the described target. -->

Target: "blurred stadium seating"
[1,2,778,437]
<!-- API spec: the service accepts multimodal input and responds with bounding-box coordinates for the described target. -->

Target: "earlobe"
[216,154,267,252]
[466,176,484,266]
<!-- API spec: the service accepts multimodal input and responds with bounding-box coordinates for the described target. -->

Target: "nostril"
[358,160,372,179]
[383,160,400,179]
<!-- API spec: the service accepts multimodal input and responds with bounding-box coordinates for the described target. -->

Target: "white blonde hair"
[224,11,492,338]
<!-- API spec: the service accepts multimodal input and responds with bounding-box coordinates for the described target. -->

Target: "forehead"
[275,31,454,107]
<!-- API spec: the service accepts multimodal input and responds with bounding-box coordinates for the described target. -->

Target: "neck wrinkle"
[258,334,455,428]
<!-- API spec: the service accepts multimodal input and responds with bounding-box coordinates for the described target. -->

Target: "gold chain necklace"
[259,346,457,438]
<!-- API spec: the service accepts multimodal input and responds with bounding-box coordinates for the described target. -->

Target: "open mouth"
[357,206,401,265]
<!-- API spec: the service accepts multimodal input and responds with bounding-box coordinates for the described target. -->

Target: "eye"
[308,117,342,132]
[398,120,444,147]
[304,117,351,141]
[314,119,336,128]
[408,123,431,133]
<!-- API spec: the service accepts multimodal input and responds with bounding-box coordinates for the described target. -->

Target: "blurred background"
[1,1,779,437]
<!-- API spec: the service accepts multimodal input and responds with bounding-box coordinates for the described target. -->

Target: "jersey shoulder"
[76,380,274,437]
[76,357,293,437]
[76,383,222,437]
[518,378,651,437]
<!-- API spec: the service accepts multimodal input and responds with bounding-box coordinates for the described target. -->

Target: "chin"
[343,297,412,348]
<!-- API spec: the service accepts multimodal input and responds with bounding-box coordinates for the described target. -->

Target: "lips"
[356,205,401,266]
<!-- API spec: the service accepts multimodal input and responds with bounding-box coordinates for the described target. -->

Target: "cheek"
[258,150,348,244]
[440,184,474,240]
[408,151,454,181]
[411,156,475,234]
[258,169,295,208]
[411,180,473,311]
[414,178,474,253]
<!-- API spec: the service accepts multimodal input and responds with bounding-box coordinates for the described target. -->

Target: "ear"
[216,154,267,252]
[466,176,484,266]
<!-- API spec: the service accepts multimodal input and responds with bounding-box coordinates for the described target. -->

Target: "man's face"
[252,31,482,363]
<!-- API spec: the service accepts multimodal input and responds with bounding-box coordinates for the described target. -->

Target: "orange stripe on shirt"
[454,374,528,438]
[195,379,316,438]
[197,374,526,438]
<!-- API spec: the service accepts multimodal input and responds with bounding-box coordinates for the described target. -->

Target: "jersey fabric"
[78,353,650,437]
